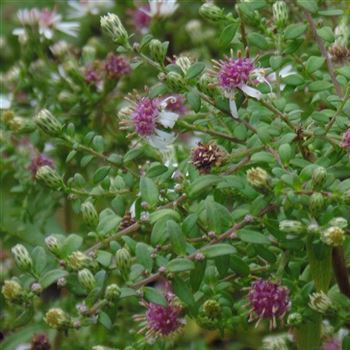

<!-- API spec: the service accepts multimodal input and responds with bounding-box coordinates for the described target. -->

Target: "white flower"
[262,334,289,350]
[13,8,79,40]
[68,0,114,18]
[146,0,179,18]
[0,94,12,109]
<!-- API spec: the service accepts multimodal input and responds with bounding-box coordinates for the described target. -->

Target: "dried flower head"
[191,143,223,173]
[329,45,350,64]
[119,212,136,230]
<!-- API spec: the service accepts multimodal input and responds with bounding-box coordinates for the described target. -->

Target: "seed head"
[191,143,223,173]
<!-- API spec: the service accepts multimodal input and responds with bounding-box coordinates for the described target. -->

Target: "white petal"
[56,22,80,37]
[0,94,12,109]
[148,129,175,149]
[279,64,293,77]
[229,98,239,119]
[158,110,179,129]
[240,84,263,100]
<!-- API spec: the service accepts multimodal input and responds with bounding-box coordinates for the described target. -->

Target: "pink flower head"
[29,154,54,178]
[128,6,151,33]
[322,338,341,350]
[104,53,131,80]
[218,57,254,90]
[132,97,159,136]
[162,94,187,115]
[342,129,350,152]
[248,279,289,328]
[84,62,102,85]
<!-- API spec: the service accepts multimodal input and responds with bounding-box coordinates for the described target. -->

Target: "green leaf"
[140,176,159,206]
[167,220,186,255]
[143,286,167,306]
[124,148,144,162]
[318,9,343,16]
[278,144,292,163]
[135,242,153,271]
[81,154,94,167]
[284,24,307,40]
[92,135,104,153]
[190,260,206,291]
[32,246,47,275]
[309,80,333,92]
[186,91,201,113]
[61,234,83,256]
[282,74,304,86]
[204,197,232,232]
[66,150,77,163]
[185,62,206,80]
[172,277,196,309]
[200,243,236,258]
[93,166,111,184]
[248,32,269,49]
[189,175,221,198]
[96,250,113,267]
[149,208,180,224]
[297,0,318,13]
[166,258,195,272]
[39,269,68,288]
[219,23,239,47]
[317,26,334,43]
[238,229,269,244]
[306,56,325,74]
[147,164,168,177]
[230,255,250,276]
[99,311,112,330]
[97,209,121,236]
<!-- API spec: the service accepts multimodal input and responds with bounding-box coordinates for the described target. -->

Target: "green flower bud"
[2,280,23,302]
[246,167,269,188]
[100,13,128,45]
[309,192,324,213]
[44,308,69,329]
[309,291,332,313]
[279,220,304,234]
[197,73,216,96]
[321,226,345,247]
[58,91,76,104]
[31,282,43,295]
[272,1,288,28]
[307,223,320,235]
[78,268,96,291]
[203,299,221,319]
[311,166,327,189]
[165,71,186,91]
[115,247,131,280]
[45,235,62,256]
[329,217,348,229]
[36,165,64,190]
[334,17,349,47]
[196,314,217,329]
[11,244,33,272]
[149,39,167,65]
[81,201,99,228]
[34,109,62,136]
[199,3,224,22]
[67,251,89,271]
[175,56,191,74]
[105,283,121,301]
[287,312,303,326]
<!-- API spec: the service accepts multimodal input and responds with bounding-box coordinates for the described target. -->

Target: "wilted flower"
[321,226,345,247]
[29,154,54,179]
[162,94,187,115]
[191,143,223,173]
[119,212,136,230]
[145,0,178,18]
[309,291,332,313]
[2,280,23,302]
[248,279,289,328]
[13,8,79,40]
[104,53,130,80]
[68,0,114,18]
[30,333,51,350]
[44,308,69,329]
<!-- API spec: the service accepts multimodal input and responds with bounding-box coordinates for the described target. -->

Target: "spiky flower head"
[328,45,350,64]
[35,165,63,190]
[2,279,23,302]
[11,244,33,272]
[191,143,223,173]
[248,279,289,327]
[34,109,62,136]
[342,129,350,152]
[78,268,96,291]
[67,251,89,271]
[321,226,345,247]
[246,167,269,188]
[44,308,69,329]
[29,154,54,179]
[322,337,341,350]
[104,53,130,80]
[309,291,332,313]
[30,333,51,350]
[132,97,159,137]
[100,13,128,45]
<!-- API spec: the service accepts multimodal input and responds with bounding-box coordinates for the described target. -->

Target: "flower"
[44,308,68,329]
[13,8,79,40]
[191,143,223,173]
[84,61,103,85]
[68,0,114,18]
[2,280,22,302]
[128,6,151,34]
[161,94,187,115]
[100,13,128,45]
[309,291,332,313]
[248,279,289,328]
[145,0,179,18]
[342,129,350,152]
[322,338,341,350]
[104,53,130,80]
[262,334,289,350]
[321,226,345,247]
[28,154,54,178]
[30,333,51,350]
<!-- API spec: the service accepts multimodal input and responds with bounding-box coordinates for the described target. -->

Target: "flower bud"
[165,71,186,91]
[343,189,350,204]
[149,39,167,64]
[78,268,96,291]
[2,280,23,302]
[307,223,320,235]
[272,1,288,28]
[262,334,289,350]
[199,3,224,22]
[329,217,348,229]
[309,291,332,313]
[105,283,121,301]
[45,235,62,256]
[115,247,131,280]
[34,109,62,136]
[279,220,304,234]
[246,167,269,188]
[175,56,191,74]
[36,165,64,190]
[197,73,216,96]
[11,244,33,272]
[334,17,349,47]
[67,251,89,271]
[203,299,221,319]
[309,192,324,213]
[44,308,69,329]
[287,312,303,326]
[100,13,128,45]
[312,166,327,189]
[31,282,43,295]
[321,226,345,247]
[81,201,99,228]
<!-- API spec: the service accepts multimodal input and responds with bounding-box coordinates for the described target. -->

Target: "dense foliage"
[1,1,350,349]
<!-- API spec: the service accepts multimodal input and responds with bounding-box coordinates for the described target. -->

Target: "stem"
[332,247,350,299]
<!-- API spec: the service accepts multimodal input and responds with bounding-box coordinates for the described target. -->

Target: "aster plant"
[1,1,350,350]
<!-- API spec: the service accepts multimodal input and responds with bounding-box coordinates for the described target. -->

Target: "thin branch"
[332,247,350,299]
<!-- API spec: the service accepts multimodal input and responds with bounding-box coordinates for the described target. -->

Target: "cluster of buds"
[2,279,23,303]
[191,143,224,173]
[34,109,62,136]
[279,220,304,234]
[35,165,64,190]
[197,299,221,329]
[309,291,332,313]
[100,13,129,46]
[44,308,70,329]
[321,226,345,247]
[78,268,96,291]
[246,167,269,188]
[115,247,131,280]
[11,244,33,272]
[272,1,288,28]
[81,201,99,228]
[66,251,90,271]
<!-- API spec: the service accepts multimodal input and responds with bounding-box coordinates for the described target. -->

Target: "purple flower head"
[218,57,254,90]
[31,333,51,350]
[132,97,160,137]
[322,338,341,350]
[104,53,131,80]
[128,6,151,33]
[342,129,350,152]
[248,279,289,325]
[84,62,102,84]
[162,94,187,115]
[29,154,54,178]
